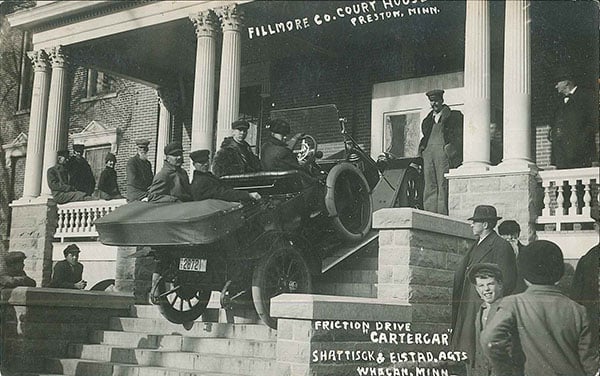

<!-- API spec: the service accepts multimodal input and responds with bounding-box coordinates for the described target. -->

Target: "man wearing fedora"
[0,251,36,289]
[482,240,598,375]
[147,142,192,203]
[451,205,517,366]
[212,120,262,178]
[50,244,86,290]
[96,152,123,200]
[47,150,93,204]
[67,144,96,196]
[548,70,598,169]
[189,149,261,202]
[418,89,463,215]
[126,139,154,202]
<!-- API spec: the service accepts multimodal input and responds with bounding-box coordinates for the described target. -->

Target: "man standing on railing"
[126,139,154,202]
[47,150,93,204]
[67,144,96,196]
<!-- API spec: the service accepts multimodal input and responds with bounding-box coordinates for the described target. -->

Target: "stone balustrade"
[55,199,126,240]
[538,167,599,230]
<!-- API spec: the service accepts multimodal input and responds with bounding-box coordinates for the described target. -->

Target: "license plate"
[178,258,207,272]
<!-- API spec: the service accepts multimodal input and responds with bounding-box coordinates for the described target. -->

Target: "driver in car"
[260,119,307,172]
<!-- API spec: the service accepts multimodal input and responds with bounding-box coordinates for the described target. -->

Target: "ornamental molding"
[27,50,49,71]
[219,4,243,32]
[2,133,28,168]
[72,120,120,154]
[46,45,69,68]
[189,9,219,38]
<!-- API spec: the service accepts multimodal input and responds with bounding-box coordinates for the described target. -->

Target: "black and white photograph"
[0,0,598,375]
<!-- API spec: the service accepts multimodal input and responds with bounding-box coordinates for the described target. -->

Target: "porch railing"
[55,199,126,241]
[537,167,599,230]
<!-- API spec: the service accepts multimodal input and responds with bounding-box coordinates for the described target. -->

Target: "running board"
[321,230,379,273]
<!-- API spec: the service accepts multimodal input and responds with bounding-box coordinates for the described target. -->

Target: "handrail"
[55,199,126,241]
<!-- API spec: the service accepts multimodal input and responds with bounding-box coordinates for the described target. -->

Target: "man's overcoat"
[126,155,153,201]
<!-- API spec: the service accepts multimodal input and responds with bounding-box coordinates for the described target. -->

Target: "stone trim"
[72,120,120,154]
[372,207,474,239]
[0,287,133,309]
[2,133,28,168]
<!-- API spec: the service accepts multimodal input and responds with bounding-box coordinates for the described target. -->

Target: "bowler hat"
[5,251,26,264]
[63,244,81,257]
[72,144,85,153]
[104,152,116,163]
[426,89,445,100]
[268,119,291,135]
[164,142,183,156]
[498,220,520,236]
[190,149,210,164]
[518,240,564,285]
[135,139,150,148]
[468,263,504,284]
[232,120,250,130]
[468,205,502,222]
[57,150,70,158]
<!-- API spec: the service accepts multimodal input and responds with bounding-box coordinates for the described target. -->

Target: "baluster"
[57,208,65,234]
[69,208,77,233]
[542,182,551,217]
[556,182,565,230]
[582,177,592,217]
[90,207,99,232]
[86,207,93,232]
[568,178,578,216]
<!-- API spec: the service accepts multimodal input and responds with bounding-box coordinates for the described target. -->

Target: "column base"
[496,159,538,173]
[453,161,491,174]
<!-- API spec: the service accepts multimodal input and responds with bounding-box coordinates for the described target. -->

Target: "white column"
[460,0,491,171]
[21,50,50,199]
[189,10,218,152]
[156,89,174,171]
[41,46,70,196]
[216,4,242,147]
[499,0,535,170]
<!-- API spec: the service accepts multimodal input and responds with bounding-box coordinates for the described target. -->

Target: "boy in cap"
[147,141,192,203]
[451,205,517,365]
[47,150,93,204]
[96,152,123,200]
[482,240,598,376]
[190,149,261,202]
[49,244,86,290]
[212,120,262,177]
[126,139,154,202]
[66,144,96,195]
[0,251,36,289]
[418,89,463,215]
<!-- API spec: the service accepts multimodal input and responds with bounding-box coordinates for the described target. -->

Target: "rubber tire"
[252,246,312,329]
[325,163,373,242]
[393,166,423,209]
[89,279,115,291]
[157,277,211,325]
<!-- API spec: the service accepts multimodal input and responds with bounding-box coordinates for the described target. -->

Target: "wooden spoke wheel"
[157,276,211,324]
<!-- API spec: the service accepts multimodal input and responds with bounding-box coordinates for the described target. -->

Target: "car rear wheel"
[252,245,312,329]
[157,276,211,324]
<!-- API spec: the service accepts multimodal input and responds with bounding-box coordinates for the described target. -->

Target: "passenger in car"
[190,149,261,202]
[260,119,304,172]
[212,120,261,177]
[147,142,192,203]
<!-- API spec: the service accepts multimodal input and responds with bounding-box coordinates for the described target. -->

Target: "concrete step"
[317,269,378,284]
[130,304,221,322]
[315,282,377,298]
[108,317,276,340]
[75,336,276,357]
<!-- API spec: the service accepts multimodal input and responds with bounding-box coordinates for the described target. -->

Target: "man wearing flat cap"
[548,69,598,169]
[47,150,93,204]
[126,139,154,202]
[0,251,36,289]
[67,144,96,196]
[212,120,262,177]
[147,141,192,203]
[261,119,305,172]
[482,240,598,375]
[96,152,123,200]
[189,149,261,202]
[49,244,86,289]
[419,89,463,215]
[451,205,517,364]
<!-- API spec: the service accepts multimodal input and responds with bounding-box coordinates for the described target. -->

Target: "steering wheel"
[294,134,318,163]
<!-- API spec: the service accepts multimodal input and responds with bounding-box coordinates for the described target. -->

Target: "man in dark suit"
[126,139,154,202]
[548,72,598,169]
[189,149,261,202]
[0,251,36,289]
[451,205,517,365]
[419,89,463,215]
[47,150,92,204]
[260,119,303,172]
[67,144,96,195]
[49,244,86,290]
[147,142,192,203]
[212,120,261,177]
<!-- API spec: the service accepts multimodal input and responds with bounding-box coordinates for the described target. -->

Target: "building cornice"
[7,1,112,29]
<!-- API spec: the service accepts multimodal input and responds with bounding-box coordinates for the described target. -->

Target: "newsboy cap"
[164,142,183,156]
[232,120,250,130]
[5,251,27,264]
[72,144,85,153]
[425,89,445,100]
[468,205,502,222]
[135,139,150,148]
[190,149,210,164]
[468,263,504,285]
[518,240,564,285]
[57,150,70,158]
[268,119,291,135]
[63,244,81,257]
[104,152,116,163]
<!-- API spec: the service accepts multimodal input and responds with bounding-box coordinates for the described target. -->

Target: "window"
[84,145,111,184]
[16,31,33,112]
[86,69,114,98]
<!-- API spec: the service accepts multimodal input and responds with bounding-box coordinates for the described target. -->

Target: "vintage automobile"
[95,104,422,328]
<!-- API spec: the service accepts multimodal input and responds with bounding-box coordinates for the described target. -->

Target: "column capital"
[189,9,219,38]
[46,45,69,68]
[219,4,243,32]
[27,50,49,72]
